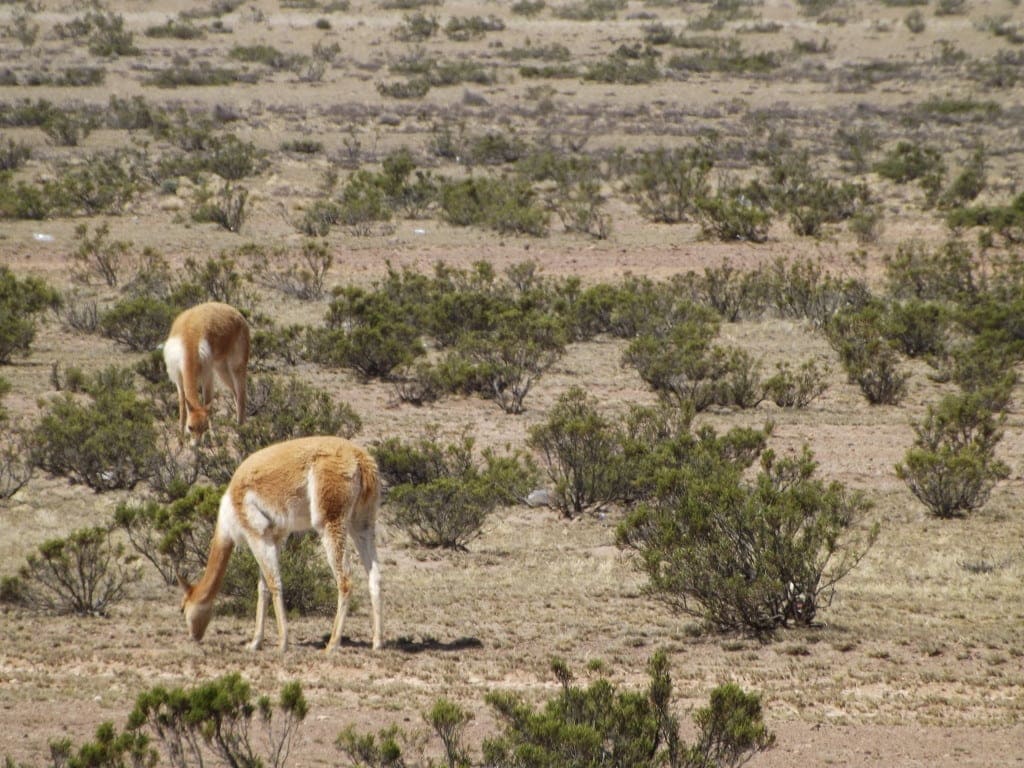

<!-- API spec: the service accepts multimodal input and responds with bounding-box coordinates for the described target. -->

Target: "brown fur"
[179,436,384,652]
[164,302,250,441]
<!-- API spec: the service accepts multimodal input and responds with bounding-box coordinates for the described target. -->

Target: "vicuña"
[179,436,384,652]
[163,301,250,441]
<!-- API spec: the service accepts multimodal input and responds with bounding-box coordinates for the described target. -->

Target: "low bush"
[874,139,944,183]
[0,266,61,364]
[191,184,249,232]
[628,145,713,224]
[618,446,876,633]
[31,367,158,491]
[235,374,363,457]
[46,149,144,214]
[763,257,871,329]
[444,14,505,41]
[128,674,307,768]
[946,192,1024,245]
[309,288,424,379]
[100,295,178,352]
[763,359,830,408]
[826,306,909,405]
[0,379,33,499]
[527,386,627,516]
[452,309,567,414]
[623,315,766,412]
[0,136,31,171]
[70,222,133,288]
[896,391,1009,518]
[883,238,977,301]
[248,239,333,300]
[114,485,221,586]
[375,432,538,548]
[145,18,205,39]
[392,11,439,41]
[0,526,141,616]
[440,176,549,236]
[695,186,772,242]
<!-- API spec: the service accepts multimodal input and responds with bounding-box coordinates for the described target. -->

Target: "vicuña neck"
[192,532,235,604]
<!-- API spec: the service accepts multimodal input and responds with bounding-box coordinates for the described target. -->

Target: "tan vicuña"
[163,301,250,441]
[179,436,384,652]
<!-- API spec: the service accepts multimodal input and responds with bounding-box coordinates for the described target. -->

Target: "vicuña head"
[178,435,383,652]
[178,575,215,641]
[163,301,250,444]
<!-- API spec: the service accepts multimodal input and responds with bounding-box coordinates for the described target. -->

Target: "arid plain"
[1,0,1024,765]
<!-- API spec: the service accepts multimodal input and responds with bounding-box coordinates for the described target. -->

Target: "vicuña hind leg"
[353,524,383,651]
[321,523,351,652]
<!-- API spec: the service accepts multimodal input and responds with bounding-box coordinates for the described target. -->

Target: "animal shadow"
[308,635,484,653]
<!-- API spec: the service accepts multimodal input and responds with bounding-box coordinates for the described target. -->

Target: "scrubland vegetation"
[2,0,1024,765]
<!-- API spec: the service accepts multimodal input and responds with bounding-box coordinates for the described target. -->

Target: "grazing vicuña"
[179,436,384,652]
[163,301,250,441]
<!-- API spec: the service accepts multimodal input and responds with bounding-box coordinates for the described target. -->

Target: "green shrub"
[0,175,50,219]
[552,0,626,21]
[618,446,876,633]
[393,11,439,41]
[939,145,987,209]
[695,186,772,242]
[452,309,567,414]
[526,386,627,517]
[0,266,61,364]
[375,432,537,548]
[229,43,305,70]
[510,0,546,15]
[248,239,333,300]
[826,306,909,405]
[298,198,344,236]
[221,533,341,618]
[31,367,158,491]
[147,63,240,88]
[46,150,144,214]
[694,261,766,322]
[628,145,712,223]
[440,176,549,236]
[763,359,830,408]
[1,526,141,616]
[666,38,780,74]
[377,77,432,99]
[0,383,33,499]
[583,49,662,84]
[0,136,31,171]
[883,238,977,301]
[235,374,362,456]
[946,192,1024,245]
[945,337,1017,412]
[100,295,178,352]
[310,288,424,379]
[191,184,249,232]
[885,299,949,359]
[896,391,1009,518]
[70,222,133,288]
[874,140,944,183]
[444,14,505,40]
[623,316,747,412]
[145,18,205,38]
[128,674,307,768]
[483,652,774,768]
[569,276,677,339]
[764,257,871,329]
[115,484,222,586]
